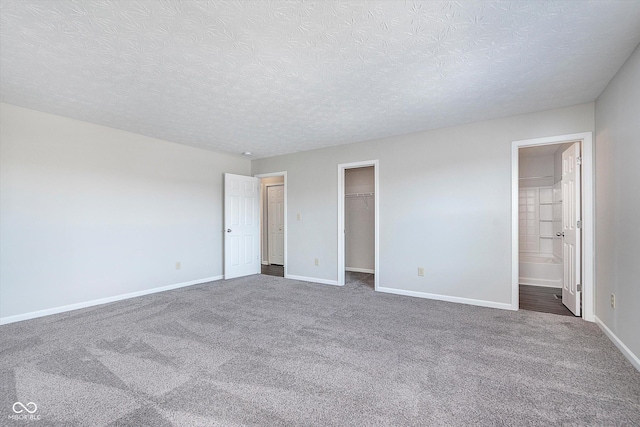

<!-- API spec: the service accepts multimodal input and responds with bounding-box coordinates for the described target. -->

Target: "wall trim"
[595,316,640,372]
[286,274,339,286]
[377,286,514,311]
[519,277,562,288]
[345,267,375,274]
[0,276,223,325]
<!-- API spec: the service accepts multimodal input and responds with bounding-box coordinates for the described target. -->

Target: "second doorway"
[260,175,285,277]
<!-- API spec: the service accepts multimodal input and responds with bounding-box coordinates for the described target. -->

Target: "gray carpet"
[1,273,639,426]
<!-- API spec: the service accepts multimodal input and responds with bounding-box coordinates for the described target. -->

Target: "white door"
[267,185,285,265]
[224,173,260,279]
[561,143,581,316]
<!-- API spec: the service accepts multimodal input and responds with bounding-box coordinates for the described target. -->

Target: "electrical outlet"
[314,258,319,266]
[175,261,181,270]
[418,267,424,276]
[611,293,616,309]
[297,213,301,221]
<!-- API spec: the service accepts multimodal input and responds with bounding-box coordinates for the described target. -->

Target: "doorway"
[511,133,594,321]
[256,172,287,278]
[345,166,375,289]
[518,142,574,316]
[338,160,379,290]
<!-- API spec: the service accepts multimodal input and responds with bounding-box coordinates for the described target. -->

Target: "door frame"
[265,183,284,266]
[255,172,288,278]
[337,160,379,290]
[511,132,594,321]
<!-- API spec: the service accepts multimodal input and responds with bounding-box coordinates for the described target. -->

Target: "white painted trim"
[0,276,223,325]
[511,132,595,321]
[255,171,288,278]
[519,277,562,288]
[582,135,595,322]
[595,316,640,372]
[378,287,514,311]
[338,160,379,291]
[261,261,269,265]
[345,267,375,274]
[286,274,339,286]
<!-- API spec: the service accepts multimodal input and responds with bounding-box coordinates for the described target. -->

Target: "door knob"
[556,232,564,237]
[227,229,232,233]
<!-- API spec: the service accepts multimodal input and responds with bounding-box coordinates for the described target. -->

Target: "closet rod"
[345,192,375,198]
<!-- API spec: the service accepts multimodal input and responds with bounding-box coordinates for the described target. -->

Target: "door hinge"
[577,284,582,292]
[576,156,582,166]
[577,220,582,228]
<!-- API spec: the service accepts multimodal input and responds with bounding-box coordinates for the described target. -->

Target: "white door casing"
[561,143,581,316]
[224,173,261,279]
[511,132,594,321]
[268,185,284,265]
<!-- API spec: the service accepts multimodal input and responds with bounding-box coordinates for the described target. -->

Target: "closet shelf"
[519,175,554,180]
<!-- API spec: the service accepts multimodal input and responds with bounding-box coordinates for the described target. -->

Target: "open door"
[224,173,260,279]
[561,143,581,316]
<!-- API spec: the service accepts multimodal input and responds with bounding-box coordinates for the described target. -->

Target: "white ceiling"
[2,1,640,159]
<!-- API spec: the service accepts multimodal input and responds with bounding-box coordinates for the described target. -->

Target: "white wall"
[345,167,374,271]
[0,103,250,321]
[252,103,594,307]
[595,43,640,361]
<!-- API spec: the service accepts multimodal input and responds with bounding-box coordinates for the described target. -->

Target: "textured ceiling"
[2,1,640,159]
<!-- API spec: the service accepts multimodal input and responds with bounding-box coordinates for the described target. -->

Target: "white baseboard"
[594,316,640,372]
[0,276,223,326]
[377,286,513,311]
[261,261,269,265]
[285,274,339,286]
[345,267,375,274]
[519,277,562,288]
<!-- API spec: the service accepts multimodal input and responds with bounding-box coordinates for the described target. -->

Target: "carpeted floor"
[1,273,639,426]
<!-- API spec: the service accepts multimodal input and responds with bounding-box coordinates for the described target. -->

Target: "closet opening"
[337,160,379,290]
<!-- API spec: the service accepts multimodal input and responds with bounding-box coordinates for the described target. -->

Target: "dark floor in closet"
[519,285,576,316]
[261,264,284,277]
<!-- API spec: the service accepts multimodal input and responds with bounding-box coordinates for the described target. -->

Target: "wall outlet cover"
[611,293,616,309]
